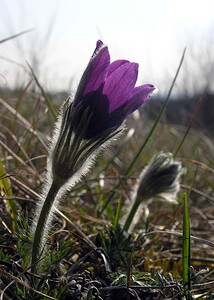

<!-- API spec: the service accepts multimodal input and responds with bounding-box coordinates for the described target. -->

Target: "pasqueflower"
[31,40,156,271]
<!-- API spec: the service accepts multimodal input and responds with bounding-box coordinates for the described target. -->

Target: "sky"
[0,0,214,95]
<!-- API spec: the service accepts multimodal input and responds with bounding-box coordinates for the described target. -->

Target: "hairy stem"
[123,197,141,233]
[31,181,60,273]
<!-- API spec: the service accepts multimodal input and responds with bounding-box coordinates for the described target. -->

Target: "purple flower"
[51,40,157,183]
[72,40,157,139]
[31,41,157,271]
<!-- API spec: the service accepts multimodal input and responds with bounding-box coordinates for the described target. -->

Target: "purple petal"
[103,62,139,113]
[74,41,110,103]
[124,84,156,115]
[83,45,110,95]
[92,40,104,56]
[107,60,129,77]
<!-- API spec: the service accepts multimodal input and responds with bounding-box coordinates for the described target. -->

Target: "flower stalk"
[31,40,156,272]
[123,196,142,233]
[31,181,60,272]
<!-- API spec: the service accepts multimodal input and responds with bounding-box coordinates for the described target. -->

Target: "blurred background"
[0,0,214,93]
[0,0,214,134]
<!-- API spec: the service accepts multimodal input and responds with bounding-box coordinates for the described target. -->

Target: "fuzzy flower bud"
[137,152,183,203]
[123,152,183,233]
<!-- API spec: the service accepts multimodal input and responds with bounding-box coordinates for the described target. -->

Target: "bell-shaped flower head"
[72,40,156,139]
[50,40,157,187]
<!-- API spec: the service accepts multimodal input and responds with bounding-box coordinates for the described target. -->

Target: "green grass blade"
[27,63,58,119]
[182,192,191,299]
[0,159,17,230]
[126,48,186,176]
[114,196,122,229]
